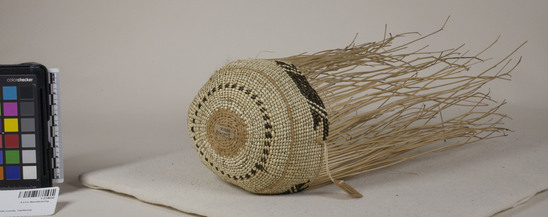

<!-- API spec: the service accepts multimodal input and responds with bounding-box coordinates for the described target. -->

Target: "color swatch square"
[2,86,17,100]
[6,166,20,180]
[5,150,20,164]
[21,134,35,148]
[4,118,18,132]
[0,151,3,163]
[23,166,37,180]
[21,118,35,132]
[22,150,36,164]
[5,134,19,148]
[20,102,34,116]
[0,167,3,180]
[3,102,18,116]
[20,86,34,99]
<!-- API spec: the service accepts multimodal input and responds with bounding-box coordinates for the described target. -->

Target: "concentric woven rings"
[188,59,329,194]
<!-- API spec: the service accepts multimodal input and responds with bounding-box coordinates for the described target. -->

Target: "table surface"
[1,1,547,216]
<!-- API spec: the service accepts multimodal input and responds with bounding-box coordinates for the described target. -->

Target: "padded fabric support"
[80,106,548,217]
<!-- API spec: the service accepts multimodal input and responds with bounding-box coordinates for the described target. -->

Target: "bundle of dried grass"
[187,20,524,198]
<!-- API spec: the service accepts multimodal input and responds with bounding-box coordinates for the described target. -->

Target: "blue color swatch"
[3,86,17,100]
[6,166,20,180]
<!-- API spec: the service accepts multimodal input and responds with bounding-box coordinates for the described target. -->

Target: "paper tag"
[0,187,59,216]
[214,124,235,139]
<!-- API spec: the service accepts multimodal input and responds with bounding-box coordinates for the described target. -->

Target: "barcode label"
[0,187,59,216]
[18,188,57,198]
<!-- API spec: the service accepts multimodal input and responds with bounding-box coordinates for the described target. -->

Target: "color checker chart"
[1,85,40,181]
[0,63,62,189]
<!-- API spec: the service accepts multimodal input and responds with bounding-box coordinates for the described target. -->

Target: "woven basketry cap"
[188,59,328,194]
[187,27,522,197]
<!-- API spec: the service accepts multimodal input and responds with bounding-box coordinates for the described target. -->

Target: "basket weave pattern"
[188,27,523,195]
[188,59,327,194]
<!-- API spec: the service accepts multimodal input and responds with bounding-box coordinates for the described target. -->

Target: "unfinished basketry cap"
[188,59,328,194]
[187,27,521,197]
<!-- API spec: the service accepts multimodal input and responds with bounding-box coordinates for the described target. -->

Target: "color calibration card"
[0,63,62,189]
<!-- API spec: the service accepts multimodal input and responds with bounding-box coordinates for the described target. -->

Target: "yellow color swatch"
[4,118,18,132]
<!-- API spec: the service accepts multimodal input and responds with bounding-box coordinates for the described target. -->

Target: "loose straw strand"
[318,138,363,198]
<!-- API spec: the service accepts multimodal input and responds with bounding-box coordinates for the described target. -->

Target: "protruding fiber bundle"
[187,25,523,195]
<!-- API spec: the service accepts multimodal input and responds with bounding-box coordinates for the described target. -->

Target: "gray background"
[1,0,547,216]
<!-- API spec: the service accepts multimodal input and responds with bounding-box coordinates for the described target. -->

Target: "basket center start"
[206,108,248,158]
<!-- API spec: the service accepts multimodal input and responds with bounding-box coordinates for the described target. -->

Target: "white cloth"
[80,106,548,217]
